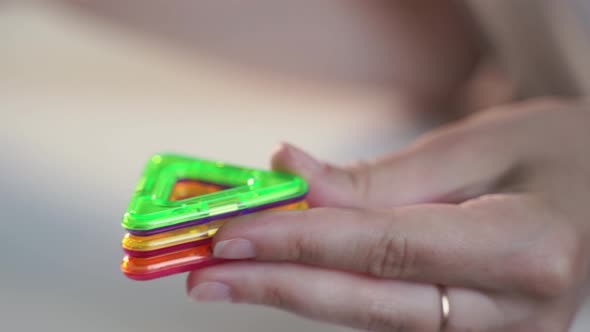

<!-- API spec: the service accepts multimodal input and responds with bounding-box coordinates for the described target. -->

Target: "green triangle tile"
[122,154,308,235]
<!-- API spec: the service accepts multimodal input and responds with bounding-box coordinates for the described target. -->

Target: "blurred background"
[1,1,589,331]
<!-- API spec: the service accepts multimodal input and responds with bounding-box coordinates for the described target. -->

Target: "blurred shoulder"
[466,0,590,98]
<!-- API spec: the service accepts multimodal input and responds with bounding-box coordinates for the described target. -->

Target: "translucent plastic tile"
[121,244,219,281]
[121,154,308,235]
[122,200,308,257]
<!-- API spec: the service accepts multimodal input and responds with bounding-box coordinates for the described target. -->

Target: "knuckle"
[367,228,415,279]
[264,284,285,308]
[540,229,584,295]
[260,283,297,312]
[514,225,583,298]
[285,221,321,263]
[342,161,373,202]
[363,305,407,332]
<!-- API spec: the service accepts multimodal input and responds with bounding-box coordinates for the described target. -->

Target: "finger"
[271,119,517,208]
[212,195,566,294]
[213,205,483,288]
[186,262,504,332]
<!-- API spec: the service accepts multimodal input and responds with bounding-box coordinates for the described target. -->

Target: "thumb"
[271,134,514,208]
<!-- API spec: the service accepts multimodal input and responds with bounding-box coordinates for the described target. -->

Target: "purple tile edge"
[127,193,307,236]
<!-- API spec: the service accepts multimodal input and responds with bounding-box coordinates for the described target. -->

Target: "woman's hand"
[186,98,590,331]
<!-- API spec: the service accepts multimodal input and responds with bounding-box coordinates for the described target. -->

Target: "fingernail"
[189,282,232,302]
[214,239,256,259]
[283,144,322,173]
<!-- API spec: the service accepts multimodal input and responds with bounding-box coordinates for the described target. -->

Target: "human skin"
[187,98,590,331]
[60,1,590,330]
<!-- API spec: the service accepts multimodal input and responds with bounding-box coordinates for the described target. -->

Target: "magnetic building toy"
[120,153,309,280]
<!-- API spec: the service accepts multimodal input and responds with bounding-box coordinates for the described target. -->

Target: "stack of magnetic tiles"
[120,153,309,281]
